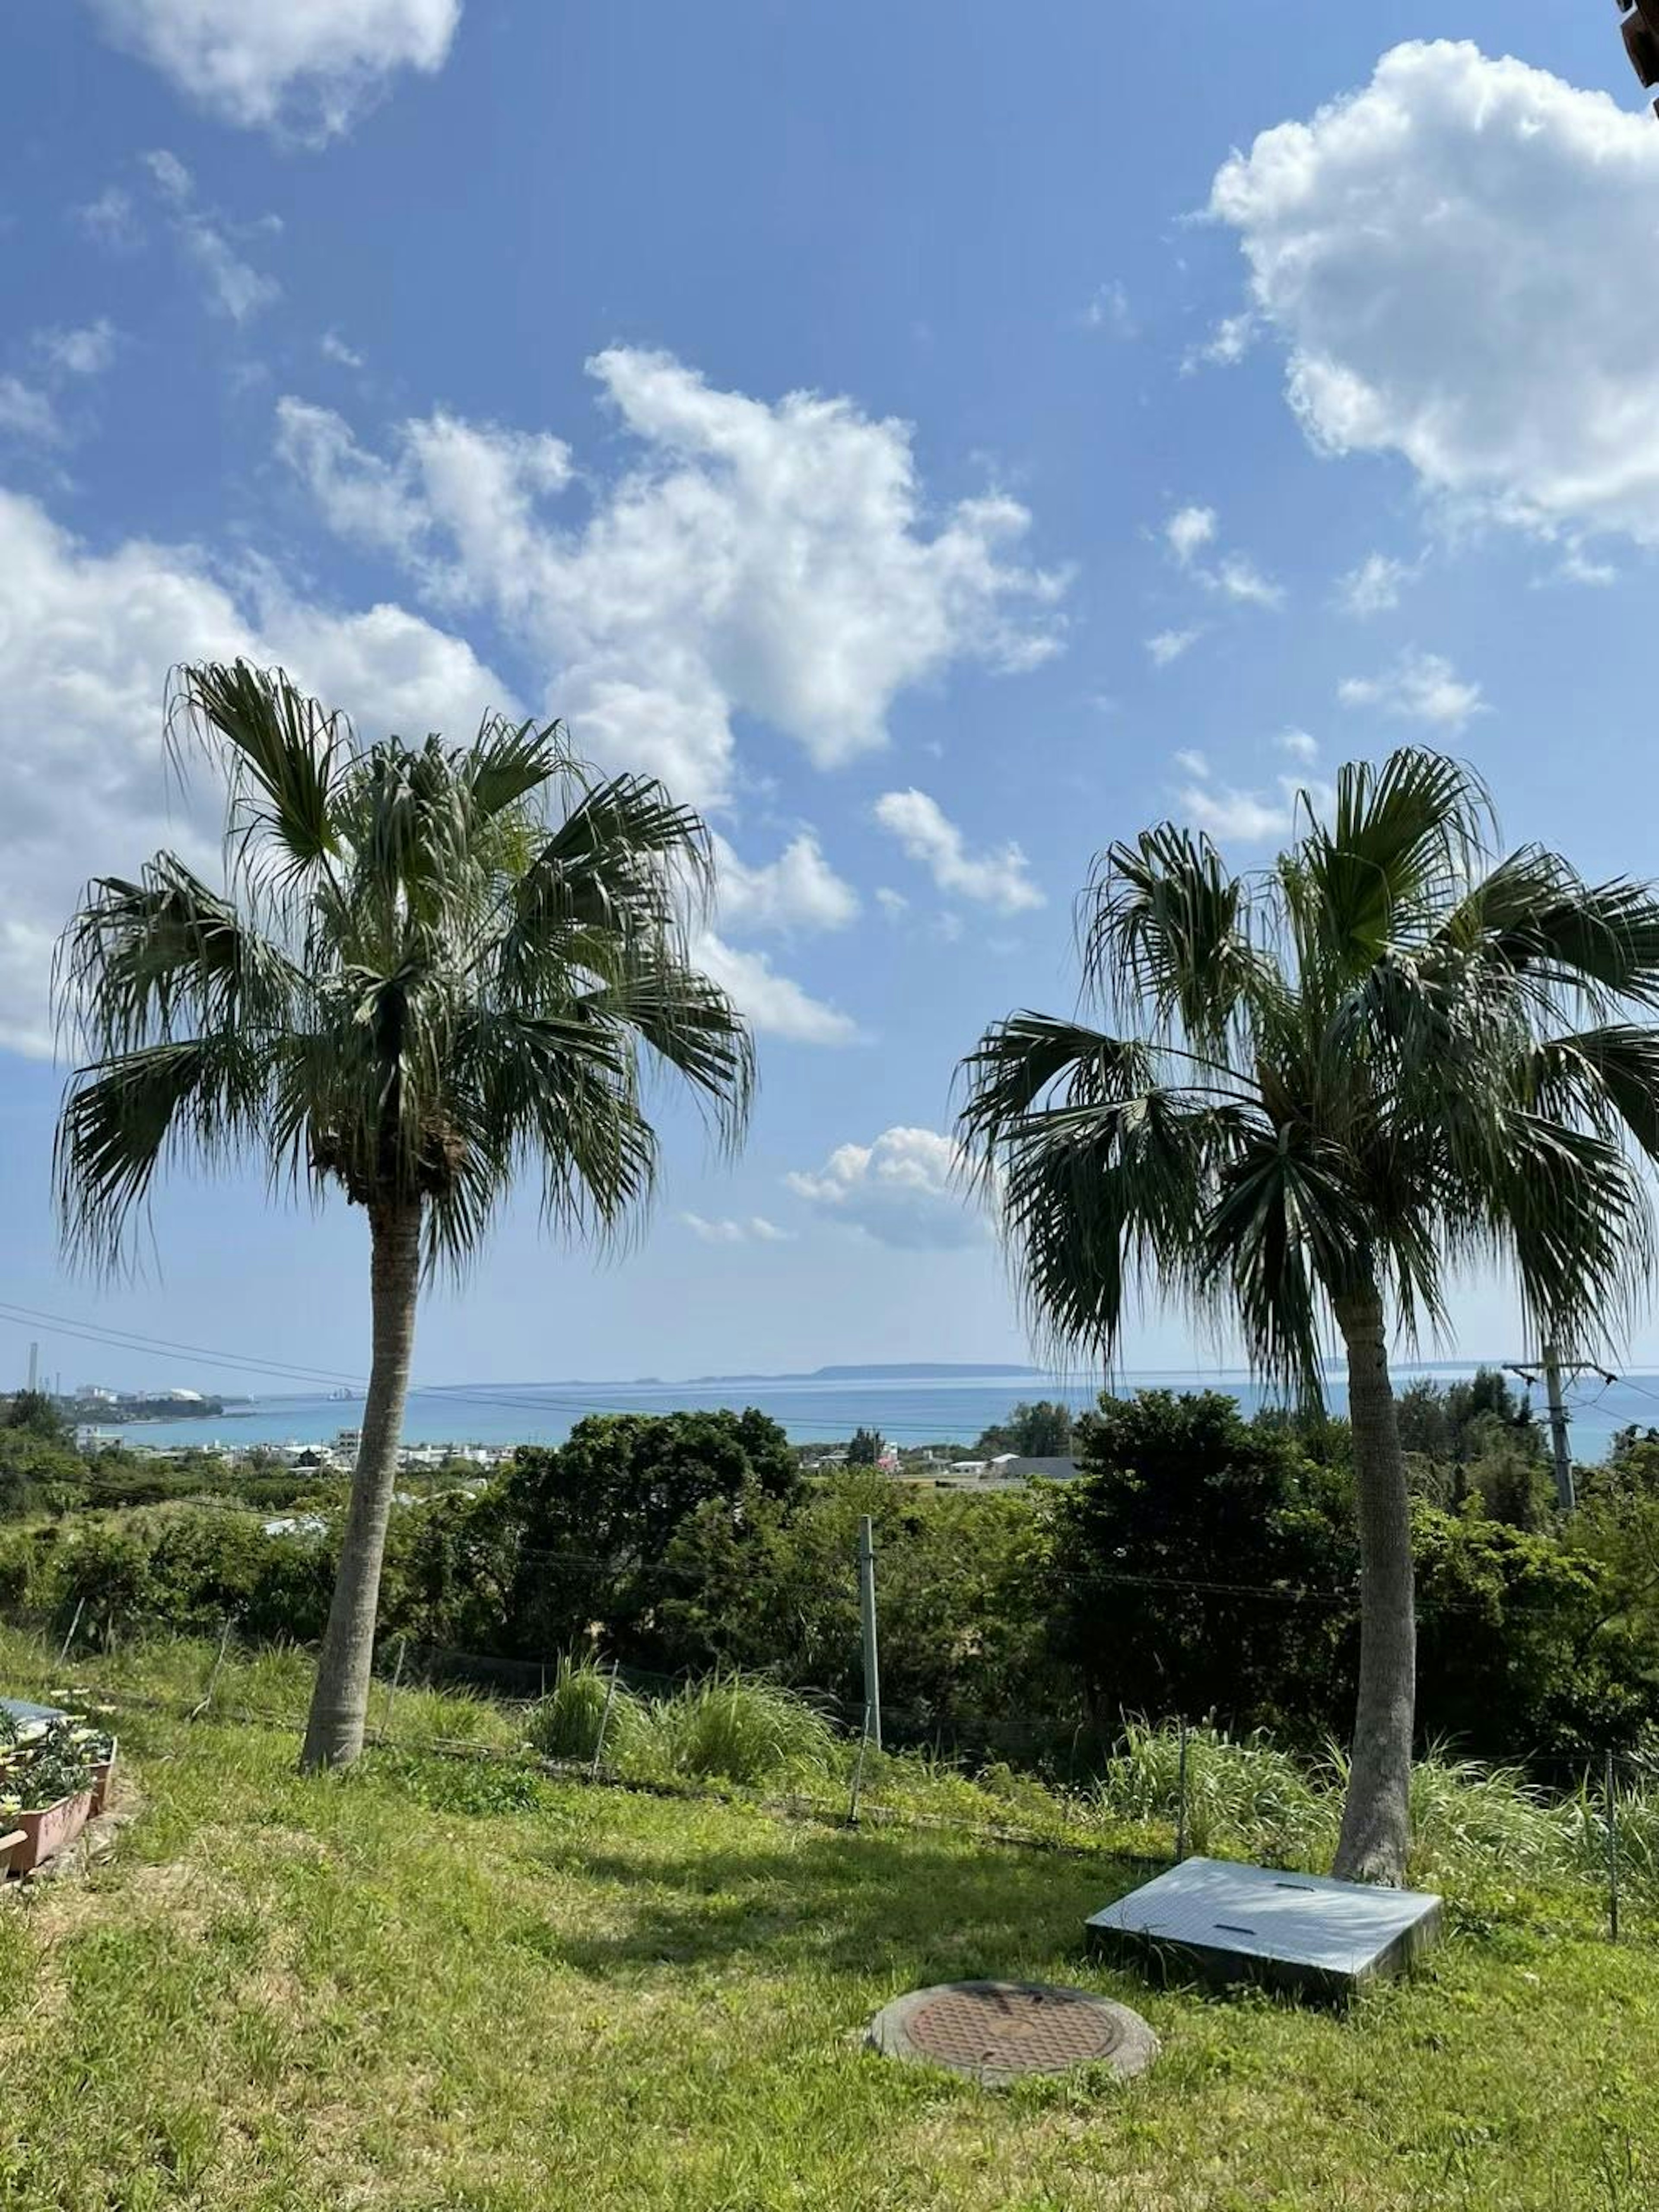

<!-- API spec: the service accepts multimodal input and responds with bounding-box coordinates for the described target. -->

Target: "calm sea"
[96,1363,1657,1461]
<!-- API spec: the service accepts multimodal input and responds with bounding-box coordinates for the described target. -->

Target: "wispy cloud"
[1338,648,1486,731]
[1335,552,1414,617]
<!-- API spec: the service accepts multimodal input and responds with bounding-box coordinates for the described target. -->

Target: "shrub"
[526,1659,645,1765]
[630,1675,837,1787]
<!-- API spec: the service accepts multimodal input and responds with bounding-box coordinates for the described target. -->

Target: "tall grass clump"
[527,1658,646,1766]
[1094,1720,1335,1864]
[631,1675,838,1788]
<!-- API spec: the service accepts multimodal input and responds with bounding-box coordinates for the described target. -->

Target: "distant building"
[992,1456,1081,1483]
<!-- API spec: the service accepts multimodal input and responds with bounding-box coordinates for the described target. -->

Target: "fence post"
[848,1704,872,1827]
[857,1516,882,1752]
[56,1595,85,1669]
[379,1634,407,1742]
[1175,1720,1189,1863]
[590,1662,621,1782]
[1606,1748,1621,1944]
[188,1615,235,1722]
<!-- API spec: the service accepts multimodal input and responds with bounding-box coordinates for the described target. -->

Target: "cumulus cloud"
[681,1213,793,1245]
[278,350,1063,808]
[1172,745,1330,844]
[0,487,515,1058]
[1146,627,1200,667]
[320,331,365,371]
[693,934,858,1047]
[1165,504,1217,567]
[785,1126,982,1250]
[1210,40,1659,546]
[712,833,858,935]
[1162,504,1282,608]
[87,0,462,143]
[1338,647,1485,730]
[1336,552,1414,617]
[871,788,1043,914]
[1207,553,1284,610]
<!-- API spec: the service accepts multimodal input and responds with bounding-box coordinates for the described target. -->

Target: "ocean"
[92,1361,1658,1460]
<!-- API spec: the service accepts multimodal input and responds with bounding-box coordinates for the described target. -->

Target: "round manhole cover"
[868,1981,1158,2087]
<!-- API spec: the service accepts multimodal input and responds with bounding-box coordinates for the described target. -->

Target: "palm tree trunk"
[300,1193,423,1772]
[1331,1287,1415,1884]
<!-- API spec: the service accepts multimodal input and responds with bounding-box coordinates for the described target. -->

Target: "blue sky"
[2,2,1657,1393]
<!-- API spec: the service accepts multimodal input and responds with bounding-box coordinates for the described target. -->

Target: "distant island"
[682,1362,1046,1385]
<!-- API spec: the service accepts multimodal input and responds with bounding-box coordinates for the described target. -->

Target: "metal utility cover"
[0,1697,66,1727]
[868,1981,1158,2088]
[1087,1856,1442,1999]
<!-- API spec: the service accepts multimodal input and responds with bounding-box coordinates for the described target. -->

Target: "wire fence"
[3,1597,1651,1949]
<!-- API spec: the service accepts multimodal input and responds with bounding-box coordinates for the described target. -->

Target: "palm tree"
[56,660,753,1771]
[958,750,1659,1881]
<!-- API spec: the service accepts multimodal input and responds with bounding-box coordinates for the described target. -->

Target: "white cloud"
[1335,552,1413,617]
[1175,779,1291,843]
[1173,747,1210,778]
[1276,728,1319,763]
[320,331,365,370]
[1183,311,1258,374]
[1555,545,1618,588]
[875,887,908,922]
[681,1213,794,1246]
[1081,280,1137,338]
[871,788,1043,914]
[133,151,281,325]
[180,216,280,324]
[712,833,858,935]
[279,351,1063,808]
[36,321,119,378]
[693,934,858,1047]
[0,486,515,1058]
[1146,627,1200,667]
[1338,647,1485,730]
[76,186,140,250]
[1165,504,1217,567]
[1174,760,1332,846]
[786,1125,982,1250]
[1163,505,1281,608]
[141,147,194,204]
[0,380,60,444]
[1206,553,1284,610]
[88,0,461,143]
[1211,40,1659,546]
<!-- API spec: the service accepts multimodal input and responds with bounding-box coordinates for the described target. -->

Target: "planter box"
[6,1789,94,1876]
[0,1829,22,1877]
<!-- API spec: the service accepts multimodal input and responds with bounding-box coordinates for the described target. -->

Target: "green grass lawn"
[3,1656,1658,2210]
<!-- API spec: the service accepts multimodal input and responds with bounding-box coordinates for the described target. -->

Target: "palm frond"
[1084,826,1268,1046]
[168,660,347,885]
[1286,749,1491,975]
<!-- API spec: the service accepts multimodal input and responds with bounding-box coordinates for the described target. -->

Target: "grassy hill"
[3,1638,1659,2210]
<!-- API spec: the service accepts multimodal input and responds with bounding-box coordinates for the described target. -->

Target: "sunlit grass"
[4,1652,1659,2209]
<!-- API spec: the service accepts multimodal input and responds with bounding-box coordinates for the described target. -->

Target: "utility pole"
[1541,1343,1575,1515]
[25,1341,38,1394]
[857,1514,882,1751]
[1505,1346,1615,1514]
